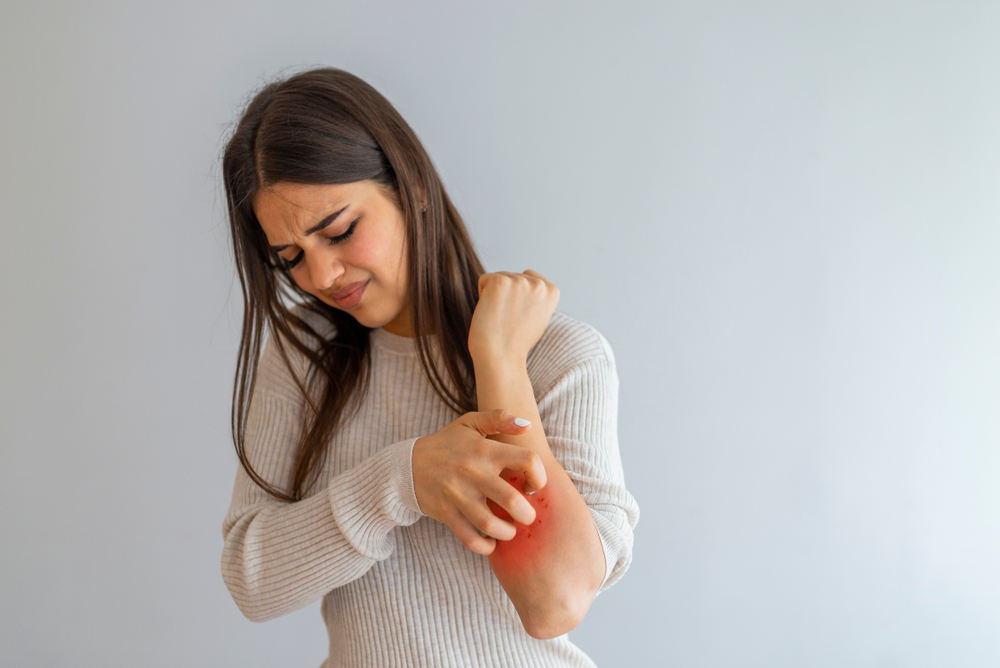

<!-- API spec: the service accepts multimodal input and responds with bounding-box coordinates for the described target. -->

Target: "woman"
[220,68,639,668]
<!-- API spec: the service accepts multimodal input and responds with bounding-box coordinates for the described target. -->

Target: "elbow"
[222,558,279,623]
[519,591,595,640]
[236,604,270,624]
[243,609,275,624]
[232,592,273,624]
[221,512,298,623]
[225,580,278,624]
[523,614,585,641]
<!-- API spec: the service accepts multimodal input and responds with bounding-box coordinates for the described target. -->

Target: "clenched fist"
[468,270,560,366]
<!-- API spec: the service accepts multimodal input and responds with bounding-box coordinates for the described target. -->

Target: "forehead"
[253,181,374,236]
[252,181,384,246]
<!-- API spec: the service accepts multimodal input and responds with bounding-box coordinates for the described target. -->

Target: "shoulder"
[526,311,616,398]
[256,304,339,402]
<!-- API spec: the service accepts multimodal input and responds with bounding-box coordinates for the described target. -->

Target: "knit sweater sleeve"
[533,322,640,592]
[220,334,423,623]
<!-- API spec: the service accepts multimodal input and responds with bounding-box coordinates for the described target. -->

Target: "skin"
[470,271,606,638]
[252,180,413,336]
[253,180,606,639]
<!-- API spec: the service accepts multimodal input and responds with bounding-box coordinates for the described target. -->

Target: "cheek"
[351,233,392,273]
[348,236,379,263]
[357,226,407,286]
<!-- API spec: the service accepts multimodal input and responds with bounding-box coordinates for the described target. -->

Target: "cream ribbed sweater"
[221,311,639,668]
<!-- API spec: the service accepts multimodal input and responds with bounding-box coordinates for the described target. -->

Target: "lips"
[328,279,369,309]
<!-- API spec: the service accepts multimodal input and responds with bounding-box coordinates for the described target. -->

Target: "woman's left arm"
[469,271,635,639]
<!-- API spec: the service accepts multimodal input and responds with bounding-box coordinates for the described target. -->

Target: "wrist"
[471,351,528,377]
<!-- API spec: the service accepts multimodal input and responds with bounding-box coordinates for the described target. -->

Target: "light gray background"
[1,1,998,666]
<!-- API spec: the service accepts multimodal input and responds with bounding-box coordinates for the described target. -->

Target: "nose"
[306,248,344,292]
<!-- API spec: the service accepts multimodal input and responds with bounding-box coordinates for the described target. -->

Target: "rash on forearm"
[488,469,555,569]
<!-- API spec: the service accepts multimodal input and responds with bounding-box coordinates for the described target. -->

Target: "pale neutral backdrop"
[2,1,998,666]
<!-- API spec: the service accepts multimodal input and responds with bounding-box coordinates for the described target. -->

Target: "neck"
[381,305,415,337]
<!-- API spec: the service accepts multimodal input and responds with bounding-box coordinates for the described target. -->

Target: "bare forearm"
[474,356,606,639]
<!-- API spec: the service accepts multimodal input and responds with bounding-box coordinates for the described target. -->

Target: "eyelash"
[279,218,359,270]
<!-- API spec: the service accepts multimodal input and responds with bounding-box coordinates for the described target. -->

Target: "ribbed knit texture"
[221,311,640,668]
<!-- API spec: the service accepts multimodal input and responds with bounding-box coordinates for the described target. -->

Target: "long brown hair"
[222,68,484,502]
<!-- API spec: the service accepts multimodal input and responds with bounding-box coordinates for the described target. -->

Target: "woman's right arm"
[221,394,422,622]
[220,333,423,623]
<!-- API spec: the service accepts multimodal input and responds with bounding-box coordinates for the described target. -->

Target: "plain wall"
[1,1,998,666]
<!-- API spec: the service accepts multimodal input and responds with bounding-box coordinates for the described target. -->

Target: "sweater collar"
[370,326,422,355]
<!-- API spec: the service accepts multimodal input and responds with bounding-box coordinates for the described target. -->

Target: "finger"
[446,512,498,556]
[484,476,537,526]
[477,273,491,297]
[494,444,548,495]
[522,269,559,301]
[522,268,553,284]
[462,409,532,438]
[462,499,518,541]
[497,271,536,290]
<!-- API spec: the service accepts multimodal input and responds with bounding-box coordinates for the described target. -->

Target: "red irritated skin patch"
[487,468,554,576]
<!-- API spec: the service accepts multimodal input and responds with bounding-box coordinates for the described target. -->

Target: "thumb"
[467,409,532,437]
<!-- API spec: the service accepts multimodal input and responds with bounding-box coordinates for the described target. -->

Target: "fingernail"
[514,417,531,427]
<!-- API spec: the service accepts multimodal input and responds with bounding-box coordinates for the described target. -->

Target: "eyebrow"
[268,205,349,252]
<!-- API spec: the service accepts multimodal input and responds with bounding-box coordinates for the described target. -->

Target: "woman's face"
[253,180,413,336]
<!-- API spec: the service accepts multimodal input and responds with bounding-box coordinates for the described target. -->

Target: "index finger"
[483,473,537,526]
[492,442,547,495]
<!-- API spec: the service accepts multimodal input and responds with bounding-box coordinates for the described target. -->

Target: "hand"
[412,409,548,556]
[468,270,560,365]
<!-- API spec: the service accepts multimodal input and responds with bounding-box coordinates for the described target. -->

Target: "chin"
[346,308,391,330]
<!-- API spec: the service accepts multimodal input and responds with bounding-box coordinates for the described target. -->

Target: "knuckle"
[473,506,496,527]
[469,508,488,527]
[440,479,462,502]
[482,524,503,540]
[455,458,479,480]
[470,439,490,460]
[500,488,520,508]
[480,516,506,537]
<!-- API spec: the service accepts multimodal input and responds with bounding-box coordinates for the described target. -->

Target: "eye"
[271,217,359,271]
[326,217,360,245]
[271,251,305,271]
[277,251,304,270]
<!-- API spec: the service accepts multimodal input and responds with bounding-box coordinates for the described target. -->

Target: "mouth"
[328,279,369,309]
